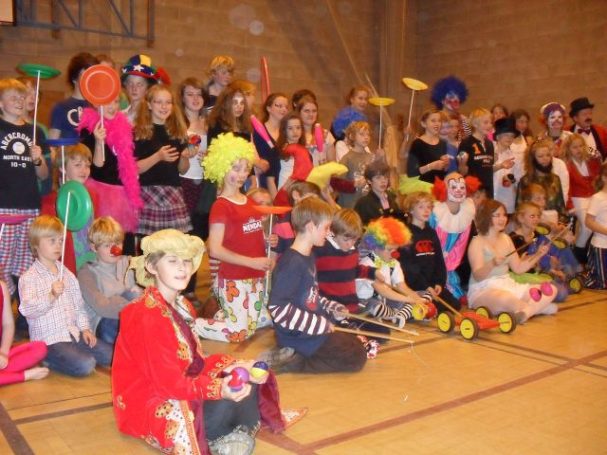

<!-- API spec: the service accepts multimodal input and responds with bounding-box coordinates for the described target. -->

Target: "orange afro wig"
[361,217,411,251]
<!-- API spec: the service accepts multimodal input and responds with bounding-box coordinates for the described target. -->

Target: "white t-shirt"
[587,191,607,248]
[356,254,404,300]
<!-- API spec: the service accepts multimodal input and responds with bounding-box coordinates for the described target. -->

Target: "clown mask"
[443,92,460,113]
[447,176,466,203]
[547,110,564,131]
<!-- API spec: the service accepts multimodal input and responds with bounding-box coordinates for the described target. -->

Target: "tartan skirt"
[138,185,192,234]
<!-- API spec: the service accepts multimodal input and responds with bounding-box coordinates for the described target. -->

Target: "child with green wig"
[194,133,274,342]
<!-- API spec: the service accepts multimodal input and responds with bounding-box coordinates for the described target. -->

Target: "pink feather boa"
[77,108,143,211]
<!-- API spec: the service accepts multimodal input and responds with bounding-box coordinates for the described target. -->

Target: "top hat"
[494,117,519,138]
[569,97,594,117]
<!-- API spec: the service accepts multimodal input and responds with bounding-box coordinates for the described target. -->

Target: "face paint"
[447,176,466,203]
[443,92,461,112]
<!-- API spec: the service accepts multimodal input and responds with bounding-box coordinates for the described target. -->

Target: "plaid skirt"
[0,208,38,295]
[138,185,192,234]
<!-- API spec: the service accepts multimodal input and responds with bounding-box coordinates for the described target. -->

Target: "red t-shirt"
[209,196,266,279]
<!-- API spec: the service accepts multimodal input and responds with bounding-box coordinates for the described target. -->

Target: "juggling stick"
[368,97,395,150]
[260,57,270,103]
[252,205,292,302]
[33,71,40,146]
[0,224,4,243]
[401,77,428,144]
[314,123,324,154]
[334,326,413,344]
[505,225,569,258]
[339,311,419,336]
[251,115,272,148]
[59,192,71,281]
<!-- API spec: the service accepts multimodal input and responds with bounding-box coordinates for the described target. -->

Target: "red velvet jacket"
[112,287,284,453]
[566,157,602,202]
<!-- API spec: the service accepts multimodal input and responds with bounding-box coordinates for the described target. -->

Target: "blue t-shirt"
[50,97,90,138]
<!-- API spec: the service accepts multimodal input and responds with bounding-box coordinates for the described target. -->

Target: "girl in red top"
[563,133,602,263]
[195,133,274,343]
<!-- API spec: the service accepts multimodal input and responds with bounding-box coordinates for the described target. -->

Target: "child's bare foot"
[24,367,49,381]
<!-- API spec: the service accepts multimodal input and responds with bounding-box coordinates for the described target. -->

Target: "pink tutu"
[86,179,140,232]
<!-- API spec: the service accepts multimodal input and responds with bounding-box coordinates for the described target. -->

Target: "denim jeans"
[96,318,119,345]
[45,335,113,377]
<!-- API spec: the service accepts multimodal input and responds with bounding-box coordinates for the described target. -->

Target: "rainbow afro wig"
[202,132,255,185]
[430,76,469,109]
[361,217,411,251]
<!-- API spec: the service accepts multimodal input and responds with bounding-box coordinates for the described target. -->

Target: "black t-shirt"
[135,124,186,187]
[0,117,46,209]
[458,135,494,196]
[407,138,448,183]
[81,131,121,185]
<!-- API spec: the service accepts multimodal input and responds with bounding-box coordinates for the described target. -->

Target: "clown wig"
[432,174,481,202]
[202,132,255,185]
[361,217,411,251]
[430,76,469,109]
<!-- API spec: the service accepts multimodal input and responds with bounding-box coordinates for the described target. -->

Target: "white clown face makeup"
[447,175,466,203]
[443,92,460,112]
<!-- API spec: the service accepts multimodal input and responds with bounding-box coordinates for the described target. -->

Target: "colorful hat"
[121,54,161,84]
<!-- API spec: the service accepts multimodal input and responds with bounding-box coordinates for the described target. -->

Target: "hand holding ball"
[250,361,269,380]
[228,367,250,392]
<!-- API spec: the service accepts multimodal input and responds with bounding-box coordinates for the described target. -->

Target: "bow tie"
[578,128,592,135]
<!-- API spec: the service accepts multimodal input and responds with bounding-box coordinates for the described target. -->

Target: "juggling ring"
[56,181,93,232]
[252,205,292,302]
[369,97,395,150]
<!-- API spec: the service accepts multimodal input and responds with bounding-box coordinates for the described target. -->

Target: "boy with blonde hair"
[78,216,141,345]
[19,215,112,377]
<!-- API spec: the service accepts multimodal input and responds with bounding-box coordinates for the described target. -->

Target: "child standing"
[41,143,97,272]
[399,192,461,312]
[78,97,142,234]
[585,163,607,289]
[356,217,428,327]
[407,108,450,183]
[204,55,235,111]
[264,197,367,374]
[78,217,141,346]
[439,111,461,173]
[458,108,495,197]
[492,117,518,214]
[563,133,602,264]
[0,280,48,386]
[194,133,272,343]
[296,95,336,165]
[19,215,113,376]
[0,78,50,297]
[134,85,192,243]
[331,85,370,141]
[113,229,284,454]
[338,121,376,208]
[354,159,403,225]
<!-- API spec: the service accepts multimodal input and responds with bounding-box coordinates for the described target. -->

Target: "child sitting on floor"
[263,197,368,374]
[399,191,459,313]
[356,217,429,328]
[19,215,113,377]
[78,216,141,346]
[0,279,48,386]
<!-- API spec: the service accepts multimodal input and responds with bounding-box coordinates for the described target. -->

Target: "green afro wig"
[202,132,255,185]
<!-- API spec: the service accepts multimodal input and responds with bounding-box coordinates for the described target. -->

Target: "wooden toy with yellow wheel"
[433,295,517,340]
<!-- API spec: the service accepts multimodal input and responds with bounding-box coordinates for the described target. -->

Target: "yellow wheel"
[569,276,583,294]
[459,318,479,340]
[497,312,517,334]
[412,303,427,321]
[475,306,492,319]
[437,312,455,334]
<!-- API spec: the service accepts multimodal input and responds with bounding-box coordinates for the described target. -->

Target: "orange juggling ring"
[252,205,292,215]
[79,65,121,106]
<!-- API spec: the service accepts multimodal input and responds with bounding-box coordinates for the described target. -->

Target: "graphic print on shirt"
[415,239,436,256]
[1,130,33,169]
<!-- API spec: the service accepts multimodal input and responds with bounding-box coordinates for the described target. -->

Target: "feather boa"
[77,108,143,210]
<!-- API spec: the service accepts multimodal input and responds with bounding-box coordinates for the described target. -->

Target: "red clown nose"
[391,251,400,259]
[110,245,123,256]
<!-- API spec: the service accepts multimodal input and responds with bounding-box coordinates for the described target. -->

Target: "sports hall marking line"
[257,429,315,455]
[5,391,111,412]
[0,403,34,455]
[302,349,607,451]
[12,402,112,425]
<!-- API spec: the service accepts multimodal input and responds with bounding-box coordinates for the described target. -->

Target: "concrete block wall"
[0,0,378,127]
[412,0,607,132]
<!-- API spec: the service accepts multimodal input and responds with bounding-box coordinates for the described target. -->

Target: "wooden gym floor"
[1,272,606,454]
